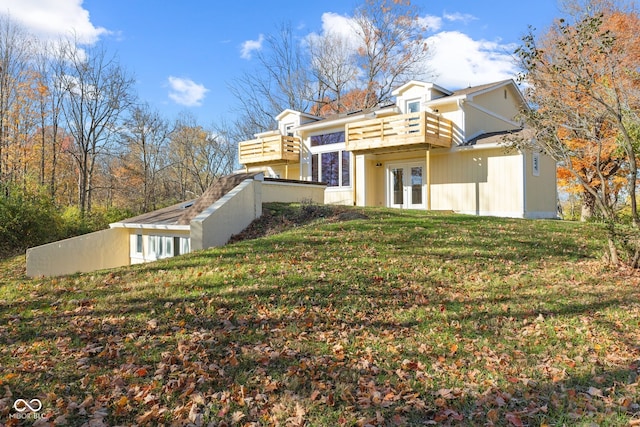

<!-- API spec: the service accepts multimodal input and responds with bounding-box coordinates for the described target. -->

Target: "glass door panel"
[411,167,423,206]
[392,168,404,206]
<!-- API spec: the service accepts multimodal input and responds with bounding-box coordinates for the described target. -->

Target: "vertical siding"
[523,150,558,218]
[430,148,524,216]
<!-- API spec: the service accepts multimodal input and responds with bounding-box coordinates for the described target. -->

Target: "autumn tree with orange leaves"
[513,0,640,267]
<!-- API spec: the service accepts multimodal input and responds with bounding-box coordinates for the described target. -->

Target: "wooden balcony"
[239,134,301,166]
[345,111,453,154]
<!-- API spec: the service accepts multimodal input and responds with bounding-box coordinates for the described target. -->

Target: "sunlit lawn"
[0,204,638,426]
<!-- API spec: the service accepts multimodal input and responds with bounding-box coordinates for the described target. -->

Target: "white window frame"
[311,145,351,188]
[406,99,421,113]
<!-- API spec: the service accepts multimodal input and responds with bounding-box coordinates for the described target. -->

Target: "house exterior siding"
[430,147,524,216]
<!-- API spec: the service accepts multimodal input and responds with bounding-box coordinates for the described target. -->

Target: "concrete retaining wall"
[26,227,130,277]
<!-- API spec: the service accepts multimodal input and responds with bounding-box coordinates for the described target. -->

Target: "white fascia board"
[449,141,515,152]
[465,100,522,128]
[294,114,369,132]
[275,109,321,122]
[424,95,465,107]
[254,129,280,138]
[392,81,453,96]
[467,79,529,110]
[109,223,191,232]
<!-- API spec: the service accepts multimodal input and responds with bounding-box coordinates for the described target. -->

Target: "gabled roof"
[463,128,534,146]
[449,80,513,97]
[392,80,453,97]
[113,172,260,227]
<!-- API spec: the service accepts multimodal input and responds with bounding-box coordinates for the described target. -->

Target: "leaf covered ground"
[0,204,639,426]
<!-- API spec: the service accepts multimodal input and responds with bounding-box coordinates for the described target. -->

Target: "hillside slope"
[1,204,638,426]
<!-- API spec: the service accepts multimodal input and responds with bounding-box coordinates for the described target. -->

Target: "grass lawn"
[0,203,639,426]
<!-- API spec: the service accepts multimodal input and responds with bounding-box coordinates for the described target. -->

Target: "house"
[238,79,558,218]
[26,173,325,277]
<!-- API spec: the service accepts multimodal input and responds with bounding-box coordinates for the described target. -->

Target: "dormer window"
[284,123,294,137]
[406,100,421,113]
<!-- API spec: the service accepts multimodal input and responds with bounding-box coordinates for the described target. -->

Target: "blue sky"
[1,0,562,125]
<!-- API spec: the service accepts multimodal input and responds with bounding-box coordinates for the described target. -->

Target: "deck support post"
[426,147,431,210]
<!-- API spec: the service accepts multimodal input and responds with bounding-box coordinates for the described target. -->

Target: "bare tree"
[168,112,236,198]
[33,40,66,199]
[0,15,33,194]
[118,103,171,212]
[308,32,359,114]
[57,39,135,215]
[229,23,313,139]
[352,0,431,107]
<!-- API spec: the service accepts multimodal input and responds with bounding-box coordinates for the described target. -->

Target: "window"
[147,235,177,259]
[284,123,294,137]
[312,151,351,187]
[407,100,420,113]
[322,152,339,186]
[342,151,350,186]
[135,234,143,254]
[310,132,350,187]
[180,237,190,255]
[311,131,345,147]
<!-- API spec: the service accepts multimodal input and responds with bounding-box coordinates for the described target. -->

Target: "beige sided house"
[239,79,557,218]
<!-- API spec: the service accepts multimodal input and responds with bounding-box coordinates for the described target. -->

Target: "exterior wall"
[464,103,519,140]
[241,164,301,180]
[324,188,354,205]
[430,147,525,217]
[262,180,325,204]
[190,178,262,251]
[523,150,558,218]
[472,86,520,123]
[26,227,130,277]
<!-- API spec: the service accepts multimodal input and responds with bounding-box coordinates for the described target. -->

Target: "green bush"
[0,191,64,257]
[0,188,135,258]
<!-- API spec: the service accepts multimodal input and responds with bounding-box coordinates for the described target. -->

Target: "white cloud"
[305,12,360,52]
[426,31,518,88]
[0,0,108,44]
[443,12,478,25]
[419,15,443,32]
[240,34,264,60]
[167,76,208,107]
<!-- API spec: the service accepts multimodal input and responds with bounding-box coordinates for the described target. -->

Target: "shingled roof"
[118,172,260,226]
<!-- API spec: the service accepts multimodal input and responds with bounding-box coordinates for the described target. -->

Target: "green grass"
[1,204,639,426]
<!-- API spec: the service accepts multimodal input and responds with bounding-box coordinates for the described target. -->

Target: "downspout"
[522,149,527,219]
[352,153,357,206]
[426,147,431,210]
[458,99,466,144]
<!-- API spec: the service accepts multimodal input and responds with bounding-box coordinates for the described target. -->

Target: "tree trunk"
[581,191,597,222]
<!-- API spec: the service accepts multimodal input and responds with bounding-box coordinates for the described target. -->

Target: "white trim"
[262,181,326,189]
[464,101,522,128]
[276,108,321,122]
[392,81,452,97]
[109,223,191,231]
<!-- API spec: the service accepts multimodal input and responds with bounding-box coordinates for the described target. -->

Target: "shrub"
[0,191,64,257]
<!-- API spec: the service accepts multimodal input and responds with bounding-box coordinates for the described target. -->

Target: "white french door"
[387,162,426,209]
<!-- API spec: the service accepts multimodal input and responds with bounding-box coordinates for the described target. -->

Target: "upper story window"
[407,100,421,113]
[284,123,294,137]
[310,131,345,147]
